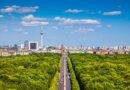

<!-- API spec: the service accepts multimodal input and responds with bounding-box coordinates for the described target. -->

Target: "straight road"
[59,52,71,90]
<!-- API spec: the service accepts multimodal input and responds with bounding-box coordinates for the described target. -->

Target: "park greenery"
[0,53,60,90]
[67,58,80,90]
[0,52,130,90]
[69,53,130,90]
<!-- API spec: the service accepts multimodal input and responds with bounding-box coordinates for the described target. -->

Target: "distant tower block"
[40,26,44,49]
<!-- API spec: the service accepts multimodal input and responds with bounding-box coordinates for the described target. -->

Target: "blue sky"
[0,0,130,46]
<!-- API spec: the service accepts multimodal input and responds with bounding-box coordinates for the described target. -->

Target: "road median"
[67,57,80,90]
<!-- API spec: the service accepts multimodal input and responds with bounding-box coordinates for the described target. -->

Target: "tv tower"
[40,26,44,49]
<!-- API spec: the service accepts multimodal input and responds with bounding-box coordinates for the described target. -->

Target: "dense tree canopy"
[69,53,130,90]
[0,53,60,90]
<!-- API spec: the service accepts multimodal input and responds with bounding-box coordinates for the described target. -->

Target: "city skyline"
[0,0,130,46]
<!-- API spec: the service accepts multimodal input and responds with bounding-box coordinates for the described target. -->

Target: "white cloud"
[65,9,83,14]
[23,32,28,35]
[21,14,49,26]
[1,26,8,32]
[97,25,102,28]
[1,5,39,14]
[74,28,94,33]
[54,17,100,25]
[52,26,58,30]
[106,25,112,28]
[103,11,122,16]
[3,28,8,32]
[0,15,4,18]
[14,28,23,32]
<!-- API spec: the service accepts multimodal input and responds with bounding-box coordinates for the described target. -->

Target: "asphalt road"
[59,52,71,90]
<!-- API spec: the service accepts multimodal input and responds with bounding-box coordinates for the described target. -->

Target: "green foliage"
[49,56,62,90]
[69,53,130,90]
[0,53,60,90]
[49,72,60,90]
[67,58,80,90]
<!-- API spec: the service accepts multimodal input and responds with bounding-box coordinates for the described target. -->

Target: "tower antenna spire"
[40,26,44,49]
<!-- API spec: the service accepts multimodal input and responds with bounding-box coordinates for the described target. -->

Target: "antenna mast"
[40,26,44,49]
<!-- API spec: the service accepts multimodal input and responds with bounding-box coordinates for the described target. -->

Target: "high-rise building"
[29,42,38,51]
[24,40,29,50]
